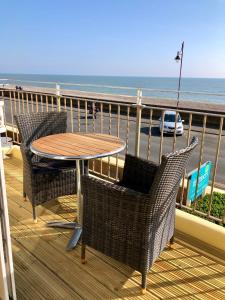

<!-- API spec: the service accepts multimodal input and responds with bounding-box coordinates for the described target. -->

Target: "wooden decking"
[4,156,225,300]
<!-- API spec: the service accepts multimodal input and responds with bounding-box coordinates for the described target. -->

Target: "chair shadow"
[98,255,225,299]
[44,197,76,216]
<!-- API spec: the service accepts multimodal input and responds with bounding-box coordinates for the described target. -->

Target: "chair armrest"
[21,143,39,165]
[81,175,151,216]
[119,154,159,193]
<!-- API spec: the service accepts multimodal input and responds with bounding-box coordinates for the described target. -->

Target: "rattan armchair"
[14,112,76,222]
[81,137,198,292]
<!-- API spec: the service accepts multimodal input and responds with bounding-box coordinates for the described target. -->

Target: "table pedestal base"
[47,221,78,229]
[47,221,82,250]
[46,160,86,251]
[66,226,82,251]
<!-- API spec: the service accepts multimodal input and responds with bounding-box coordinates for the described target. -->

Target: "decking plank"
[13,239,82,300]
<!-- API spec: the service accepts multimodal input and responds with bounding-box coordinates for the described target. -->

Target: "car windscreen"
[164,114,181,122]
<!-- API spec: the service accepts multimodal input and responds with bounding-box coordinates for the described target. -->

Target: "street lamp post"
[175,41,184,108]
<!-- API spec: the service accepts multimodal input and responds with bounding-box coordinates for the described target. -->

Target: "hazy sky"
[1,0,225,78]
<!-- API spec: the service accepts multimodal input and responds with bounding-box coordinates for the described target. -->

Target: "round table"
[30,132,126,250]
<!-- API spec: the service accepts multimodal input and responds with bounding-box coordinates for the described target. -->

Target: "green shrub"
[194,192,225,219]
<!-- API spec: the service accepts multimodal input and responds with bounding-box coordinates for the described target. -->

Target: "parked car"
[159,110,184,135]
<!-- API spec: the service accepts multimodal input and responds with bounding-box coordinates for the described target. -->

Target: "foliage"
[193,192,225,220]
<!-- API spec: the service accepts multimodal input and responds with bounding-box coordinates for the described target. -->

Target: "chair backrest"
[146,136,198,263]
[14,112,67,147]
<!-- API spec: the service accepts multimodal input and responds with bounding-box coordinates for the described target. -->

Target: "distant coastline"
[1,73,225,104]
[1,72,225,80]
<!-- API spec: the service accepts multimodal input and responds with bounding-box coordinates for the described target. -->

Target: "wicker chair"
[14,112,76,222]
[81,136,198,292]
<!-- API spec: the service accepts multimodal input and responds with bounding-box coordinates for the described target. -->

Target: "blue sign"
[187,161,212,202]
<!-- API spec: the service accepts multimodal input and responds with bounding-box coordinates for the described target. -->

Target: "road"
[2,97,225,187]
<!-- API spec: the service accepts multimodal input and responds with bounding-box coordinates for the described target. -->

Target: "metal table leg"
[47,160,87,250]
[66,159,83,250]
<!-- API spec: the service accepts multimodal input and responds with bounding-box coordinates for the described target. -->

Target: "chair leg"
[141,273,147,294]
[81,243,86,264]
[23,191,27,201]
[169,235,175,249]
[84,160,89,175]
[32,205,37,223]
[23,172,26,200]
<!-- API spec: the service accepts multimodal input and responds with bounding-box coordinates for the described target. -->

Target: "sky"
[0,0,225,78]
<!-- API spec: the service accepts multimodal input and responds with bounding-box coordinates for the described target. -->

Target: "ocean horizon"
[1,73,225,104]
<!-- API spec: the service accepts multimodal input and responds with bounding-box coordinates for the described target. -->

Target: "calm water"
[1,73,225,104]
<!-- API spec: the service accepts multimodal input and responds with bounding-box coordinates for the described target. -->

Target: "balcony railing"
[0,81,225,225]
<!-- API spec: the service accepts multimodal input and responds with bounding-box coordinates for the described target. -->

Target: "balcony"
[4,151,225,299]
[1,83,225,299]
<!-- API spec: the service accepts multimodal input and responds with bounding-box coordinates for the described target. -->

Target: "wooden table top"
[30,133,126,160]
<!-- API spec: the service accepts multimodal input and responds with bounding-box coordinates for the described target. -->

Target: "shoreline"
[1,84,225,116]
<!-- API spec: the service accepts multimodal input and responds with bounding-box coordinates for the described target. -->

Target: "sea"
[1,73,225,105]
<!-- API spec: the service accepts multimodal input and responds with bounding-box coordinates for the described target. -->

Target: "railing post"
[135,89,142,157]
[0,89,4,100]
[0,139,17,300]
[0,101,6,136]
[223,210,225,226]
[56,83,61,112]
